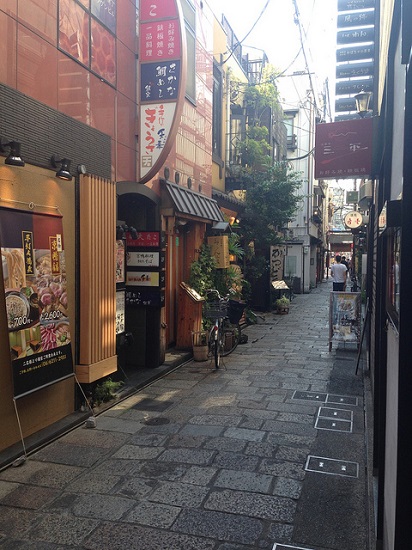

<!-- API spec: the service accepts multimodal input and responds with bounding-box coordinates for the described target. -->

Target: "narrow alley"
[0,280,371,550]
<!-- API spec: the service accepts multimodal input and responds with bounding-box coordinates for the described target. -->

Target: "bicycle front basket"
[228,300,247,324]
[204,300,228,319]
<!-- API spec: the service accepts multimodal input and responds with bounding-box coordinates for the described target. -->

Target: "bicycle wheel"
[221,320,241,356]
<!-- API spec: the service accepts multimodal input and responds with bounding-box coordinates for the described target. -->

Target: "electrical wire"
[221,0,272,65]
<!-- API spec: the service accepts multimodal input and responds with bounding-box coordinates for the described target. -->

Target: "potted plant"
[275,295,290,314]
[191,329,209,361]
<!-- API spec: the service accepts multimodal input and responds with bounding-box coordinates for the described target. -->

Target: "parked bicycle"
[204,289,247,369]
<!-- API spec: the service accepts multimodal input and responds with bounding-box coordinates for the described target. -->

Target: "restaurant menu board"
[125,231,165,308]
[0,208,74,398]
[329,291,361,351]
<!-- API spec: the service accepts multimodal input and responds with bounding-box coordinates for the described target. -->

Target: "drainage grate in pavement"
[315,406,353,432]
[317,406,353,421]
[132,399,174,412]
[272,545,315,550]
[143,417,170,425]
[305,455,359,478]
[326,394,358,406]
[292,390,327,402]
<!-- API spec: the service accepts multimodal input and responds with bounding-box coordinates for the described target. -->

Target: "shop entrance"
[117,185,161,369]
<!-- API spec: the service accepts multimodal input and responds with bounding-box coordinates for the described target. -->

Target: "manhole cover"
[292,390,327,402]
[144,417,170,426]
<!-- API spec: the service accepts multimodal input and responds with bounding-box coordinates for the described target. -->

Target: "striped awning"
[162,180,224,222]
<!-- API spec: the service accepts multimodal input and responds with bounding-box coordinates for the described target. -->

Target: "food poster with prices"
[0,208,74,399]
[329,291,361,348]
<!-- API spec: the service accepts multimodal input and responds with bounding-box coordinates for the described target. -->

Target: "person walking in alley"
[331,255,347,291]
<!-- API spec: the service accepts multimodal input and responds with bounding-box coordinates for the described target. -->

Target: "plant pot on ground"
[191,330,209,361]
[275,296,290,314]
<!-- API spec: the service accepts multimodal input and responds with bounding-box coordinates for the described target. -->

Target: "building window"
[213,64,222,157]
[181,0,196,102]
[58,0,116,86]
[284,114,297,150]
[387,227,400,323]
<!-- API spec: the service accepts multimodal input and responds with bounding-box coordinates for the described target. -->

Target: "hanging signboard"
[336,77,373,96]
[336,61,374,79]
[0,208,74,399]
[336,44,374,63]
[337,11,375,28]
[315,118,373,179]
[138,0,187,184]
[338,0,374,11]
[329,292,361,351]
[337,27,375,45]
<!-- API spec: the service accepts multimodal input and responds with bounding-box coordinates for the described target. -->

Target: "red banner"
[315,118,373,179]
[0,208,74,398]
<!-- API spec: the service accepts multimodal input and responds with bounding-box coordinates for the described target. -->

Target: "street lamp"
[354,88,372,118]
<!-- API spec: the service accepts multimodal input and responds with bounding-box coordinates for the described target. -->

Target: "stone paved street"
[0,280,370,550]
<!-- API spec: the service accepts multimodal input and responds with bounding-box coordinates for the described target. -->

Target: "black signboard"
[336,61,374,79]
[125,288,165,307]
[335,98,357,112]
[337,44,374,62]
[336,77,373,96]
[141,60,181,103]
[335,96,374,112]
[337,11,375,28]
[338,0,374,11]
[337,27,375,45]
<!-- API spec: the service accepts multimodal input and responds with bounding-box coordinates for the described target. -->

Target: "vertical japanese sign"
[270,246,285,282]
[0,208,74,399]
[139,0,187,183]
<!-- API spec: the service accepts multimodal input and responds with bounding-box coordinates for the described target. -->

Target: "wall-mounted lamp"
[0,138,25,166]
[51,154,72,181]
[354,88,372,118]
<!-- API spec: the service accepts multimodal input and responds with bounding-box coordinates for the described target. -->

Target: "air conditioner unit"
[358,180,373,210]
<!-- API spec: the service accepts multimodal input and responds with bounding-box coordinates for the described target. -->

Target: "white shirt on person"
[331,263,347,283]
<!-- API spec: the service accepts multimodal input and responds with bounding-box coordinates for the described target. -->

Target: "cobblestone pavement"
[0,280,369,550]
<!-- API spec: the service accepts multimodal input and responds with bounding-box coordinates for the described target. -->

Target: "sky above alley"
[207,0,337,106]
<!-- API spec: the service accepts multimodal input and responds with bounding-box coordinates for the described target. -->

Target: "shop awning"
[212,189,245,213]
[162,180,224,222]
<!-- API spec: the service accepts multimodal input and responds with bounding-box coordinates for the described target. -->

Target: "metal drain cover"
[144,417,170,425]
[272,545,315,550]
[292,390,327,402]
[305,455,359,478]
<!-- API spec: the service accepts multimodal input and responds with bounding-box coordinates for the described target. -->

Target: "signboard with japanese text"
[336,61,374,79]
[126,288,165,308]
[270,246,285,282]
[338,0,374,11]
[329,292,361,351]
[126,271,160,287]
[315,118,373,179]
[336,77,373,96]
[207,236,230,269]
[337,11,375,28]
[138,0,187,184]
[336,44,374,63]
[125,230,165,306]
[0,208,74,399]
[126,231,160,248]
[337,27,375,45]
[116,240,125,284]
[127,251,160,268]
[139,102,175,179]
[140,21,182,61]
[116,290,125,334]
[141,61,180,102]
